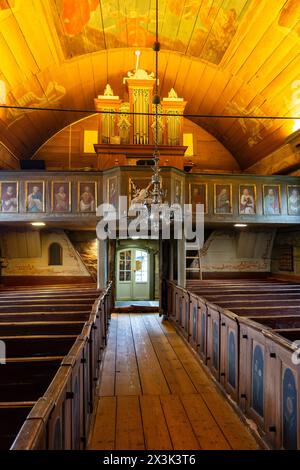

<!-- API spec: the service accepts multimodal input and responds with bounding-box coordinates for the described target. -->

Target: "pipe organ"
[94,52,187,147]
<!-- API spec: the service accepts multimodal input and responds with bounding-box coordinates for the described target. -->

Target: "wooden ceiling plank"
[224,0,287,75]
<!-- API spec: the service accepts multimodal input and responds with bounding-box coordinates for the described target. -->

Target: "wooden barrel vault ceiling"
[0,0,300,171]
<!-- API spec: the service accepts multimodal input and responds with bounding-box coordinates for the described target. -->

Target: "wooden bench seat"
[1,336,77,358]
[0,403,34,451]
[0,304,94,313]
[0,311,91,322]
[248,316,300,329]
[0,321,85,336]
[0,359,61,402]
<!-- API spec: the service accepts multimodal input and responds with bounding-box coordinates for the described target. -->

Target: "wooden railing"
[164,279,300,450]
[10,282,113,450]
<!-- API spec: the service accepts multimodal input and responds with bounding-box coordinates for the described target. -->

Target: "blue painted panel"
[201,311,206,353]
[185,301,189,331]
[213,321,219,370]
[192,306,197,342]
[228,331,236,389]
[252,345,264,417]
[283,368,298,450]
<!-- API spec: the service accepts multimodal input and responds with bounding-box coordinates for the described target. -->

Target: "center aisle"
[88,314,260,451]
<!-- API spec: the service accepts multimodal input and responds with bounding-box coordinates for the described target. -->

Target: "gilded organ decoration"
[95,52,186,147]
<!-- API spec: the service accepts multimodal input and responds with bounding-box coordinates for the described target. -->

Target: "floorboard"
[89,314,260,451]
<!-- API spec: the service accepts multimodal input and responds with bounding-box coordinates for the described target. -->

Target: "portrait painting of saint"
[52,182,71,213]
[0,182,18,213]
[26,182,45,213]
[107,177,117,207]
[287,185,300,216]
[239,185,256,214]
[174,179,182,205]
[189,183,207,213]
[263,185,281,215]
[214,184,232,214]
[78,182,97,213]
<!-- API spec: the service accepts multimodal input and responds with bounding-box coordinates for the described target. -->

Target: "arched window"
[48,243,63,266]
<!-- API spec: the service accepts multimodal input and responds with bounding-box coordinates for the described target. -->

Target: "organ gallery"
[0,0,300,460]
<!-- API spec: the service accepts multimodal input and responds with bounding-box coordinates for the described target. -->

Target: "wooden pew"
[0,403,35,451]
[5,282,113,450]
[0,321,84,336]
[165,279,300,449]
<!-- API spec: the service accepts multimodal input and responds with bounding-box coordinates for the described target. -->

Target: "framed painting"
[263,185,281,215]
[239,184,256,215]
[174,178,183,205]
[128,177,153,205]
[107,176,118,207]
[0,181,19,213]
[189,183,208,214]
[287,185,300,216]
[214,184,232,214]
[26,181,45,213]
[78,182,97,213]
[51,182,71,213]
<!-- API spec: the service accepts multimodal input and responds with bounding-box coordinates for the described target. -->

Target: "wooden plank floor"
[89,314,260,451]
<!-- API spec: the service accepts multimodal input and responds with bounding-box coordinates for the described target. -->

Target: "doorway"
[116,247,156,301]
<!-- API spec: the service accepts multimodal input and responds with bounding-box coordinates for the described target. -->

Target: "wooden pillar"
[177,237,186,288]
[108,239,116,301]
[169,239,174,281]
[97,239,108,289]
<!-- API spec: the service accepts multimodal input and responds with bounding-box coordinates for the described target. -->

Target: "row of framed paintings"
[187,183,300,216]
[1,179,300,217]
[0,181,98,214]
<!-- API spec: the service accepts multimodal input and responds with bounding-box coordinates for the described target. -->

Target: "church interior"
[0,0,300,453]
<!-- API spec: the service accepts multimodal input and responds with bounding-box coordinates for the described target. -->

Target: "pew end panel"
[206,304,221,381]
[220,310,239,401]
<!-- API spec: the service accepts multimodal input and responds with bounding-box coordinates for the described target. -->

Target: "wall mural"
[4,82,66,128]
[225,100,274,148]
[53,0,252,65]
[283,367,298,450]
[278,0,300,37]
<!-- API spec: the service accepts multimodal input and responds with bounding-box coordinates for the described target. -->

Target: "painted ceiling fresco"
[0,0,300,171]
[53,0,252,65]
